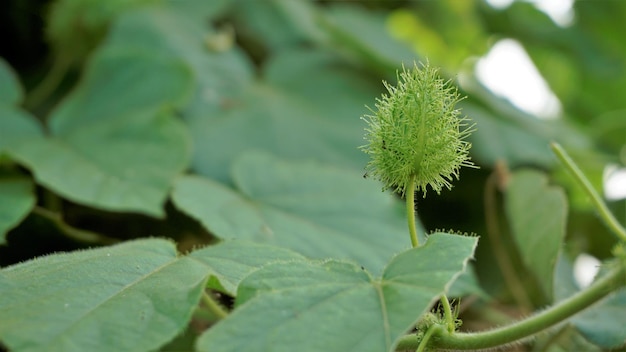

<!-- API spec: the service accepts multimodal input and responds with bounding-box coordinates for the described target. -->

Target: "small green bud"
[360,62,475,196]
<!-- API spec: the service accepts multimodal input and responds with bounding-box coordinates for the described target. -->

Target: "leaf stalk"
[550,142,626,243]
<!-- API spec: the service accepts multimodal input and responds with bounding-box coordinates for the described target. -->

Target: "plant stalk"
[550,142,626,242]
[406,175,419,247]
[201,291,229,320]
[25,56,70,110]
[440,295,455,333]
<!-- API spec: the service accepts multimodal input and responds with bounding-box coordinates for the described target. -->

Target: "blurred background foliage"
[1,0,625,349]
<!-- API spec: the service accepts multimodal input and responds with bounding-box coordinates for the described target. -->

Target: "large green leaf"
[0,239,208,352]
[196,233,478,352]
[0,174,36,243]
[189,240,306,295]
[505,169,567,300]
[173,151,418,274]
[11,49,193,217]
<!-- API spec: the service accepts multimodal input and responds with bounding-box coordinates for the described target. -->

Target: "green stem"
[201,291,229,320]
[551,142,626,243]
[34,206,119,246]
[406,175,419,247]
[396,264,626,350]
[440,295,455,333]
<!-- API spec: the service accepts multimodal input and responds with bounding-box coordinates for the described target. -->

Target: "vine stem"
[550,142,626,242]
[415,324,440,352]
[406,175,419,247]
[34,206,119,245]
[201,291,229,320]
[396,264,626,350]
[439,295,455,333]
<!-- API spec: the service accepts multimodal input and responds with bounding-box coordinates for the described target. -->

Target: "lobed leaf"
[505,169,567,300]
[196,233,478,352]
[0,239,208,352]
[11,50,193,217]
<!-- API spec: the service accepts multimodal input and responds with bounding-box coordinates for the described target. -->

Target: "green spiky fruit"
[361,63,475,196]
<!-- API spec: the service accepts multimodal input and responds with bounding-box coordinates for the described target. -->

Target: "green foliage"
[0,175,35,243]
[505,169,567,300]
[1,0,626,351]
[173,151,416,274]
[0,58,23,104]
[0,239,208,352]
[197,233,477,352]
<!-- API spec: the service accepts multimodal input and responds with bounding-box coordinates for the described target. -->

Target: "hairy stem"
[396,264,626,350]
[406,175,419,247]
[551,142,626,242]
[415,324,441,352]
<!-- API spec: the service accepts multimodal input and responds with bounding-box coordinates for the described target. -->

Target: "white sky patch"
[485,0,514,9]
[535,0,575,27]
[485,0,575,27]
[573,253,601,289]
[475,38,562,119]
[604,165,626,201]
